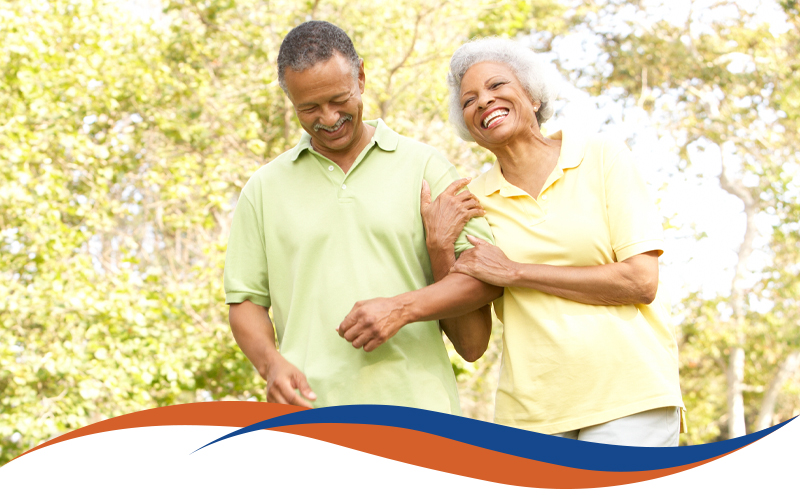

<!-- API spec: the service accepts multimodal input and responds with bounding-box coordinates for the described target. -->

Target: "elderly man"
[224,21,500,413]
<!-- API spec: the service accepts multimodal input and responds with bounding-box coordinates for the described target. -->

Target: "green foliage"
[0,0,271,464]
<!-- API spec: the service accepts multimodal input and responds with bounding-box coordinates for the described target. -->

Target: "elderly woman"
[423,38,684,446]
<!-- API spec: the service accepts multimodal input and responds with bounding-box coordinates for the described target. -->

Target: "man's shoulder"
[235,148,305,206]
[372,119,448,162]
[243,148,300,186]
[390,135,454,177]
[393,133,446,159]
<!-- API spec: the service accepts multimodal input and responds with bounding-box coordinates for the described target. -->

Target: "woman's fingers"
[443,177,472,196]
[451,259,475,278]
[455,189,480,203]
[466,207,486,220]
[466,234,489,246]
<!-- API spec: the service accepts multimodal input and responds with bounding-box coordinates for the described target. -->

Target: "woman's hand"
[421,178,485,251]
[452,235,519,287]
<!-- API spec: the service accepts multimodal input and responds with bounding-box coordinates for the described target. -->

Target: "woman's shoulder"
[583,130,631,159]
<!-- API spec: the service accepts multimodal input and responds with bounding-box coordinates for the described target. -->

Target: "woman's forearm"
[427,240,456,282]
[453,236,659,307]
[505,252,660,306]
[428,240,496,362]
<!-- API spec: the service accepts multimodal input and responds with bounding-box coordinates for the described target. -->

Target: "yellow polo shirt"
[470,126,683,434]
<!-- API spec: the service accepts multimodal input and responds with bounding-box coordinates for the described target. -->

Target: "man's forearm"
[337,273,501,354]
[228,300,280,379]
[399,273,502,326]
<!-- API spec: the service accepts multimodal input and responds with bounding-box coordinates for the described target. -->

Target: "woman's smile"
[459,61,536,146]
[481,107,509,129]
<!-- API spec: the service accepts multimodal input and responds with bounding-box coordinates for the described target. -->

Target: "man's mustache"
[314,115,353,132]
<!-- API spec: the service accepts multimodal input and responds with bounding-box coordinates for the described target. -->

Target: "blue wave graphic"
[194,405,794,472]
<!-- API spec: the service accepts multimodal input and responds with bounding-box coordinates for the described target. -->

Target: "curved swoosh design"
[14,403,794,489]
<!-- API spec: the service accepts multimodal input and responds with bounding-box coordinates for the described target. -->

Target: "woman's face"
[459,61,539,149]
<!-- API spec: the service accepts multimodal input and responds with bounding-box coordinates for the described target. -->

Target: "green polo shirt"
[224,119,494,414]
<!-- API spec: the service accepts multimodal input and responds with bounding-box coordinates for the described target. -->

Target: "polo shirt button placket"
[337,180,353,202]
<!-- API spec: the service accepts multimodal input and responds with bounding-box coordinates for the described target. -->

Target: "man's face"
[284,53,366,157]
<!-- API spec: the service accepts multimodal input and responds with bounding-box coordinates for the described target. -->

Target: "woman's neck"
[490,128,562,199]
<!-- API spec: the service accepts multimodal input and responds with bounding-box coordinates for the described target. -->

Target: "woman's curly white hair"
[447,38,561,142]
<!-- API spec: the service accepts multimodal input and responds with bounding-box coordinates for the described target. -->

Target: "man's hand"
[229,301,317,408]
[337,297,409,352]
[421,178,485,250]
[452,235,518,287]
[265,354,317,408]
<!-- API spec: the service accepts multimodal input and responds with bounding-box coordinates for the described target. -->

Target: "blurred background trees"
[1,0,798,464]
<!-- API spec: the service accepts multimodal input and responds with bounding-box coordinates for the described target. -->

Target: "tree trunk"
[755,351,800,431]
[725,346,747,437]
[719,156,758,438]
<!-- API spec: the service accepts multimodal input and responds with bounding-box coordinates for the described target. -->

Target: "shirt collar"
[484,161,504,196]
[288,118,398,162]
[549,126,587,172]
[483,125,588,197]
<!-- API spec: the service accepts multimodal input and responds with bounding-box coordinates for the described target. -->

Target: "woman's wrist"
[427,239,456,277]
[504,261,525,287]
[426,235,456,254]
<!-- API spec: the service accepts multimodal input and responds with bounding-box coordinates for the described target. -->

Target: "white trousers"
[551,407,680,447]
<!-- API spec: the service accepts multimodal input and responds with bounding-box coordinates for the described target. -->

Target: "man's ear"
[358,58,365,94]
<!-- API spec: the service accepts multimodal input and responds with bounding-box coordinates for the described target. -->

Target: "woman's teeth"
[483,109,508,128]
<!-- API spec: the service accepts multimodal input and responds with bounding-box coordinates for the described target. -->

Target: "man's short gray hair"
[277,21,360,93]
[447,38,561,142]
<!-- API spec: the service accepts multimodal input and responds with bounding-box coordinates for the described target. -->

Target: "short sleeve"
[604,139,664,262]
[423,152,495,256]
[224,189,271,307]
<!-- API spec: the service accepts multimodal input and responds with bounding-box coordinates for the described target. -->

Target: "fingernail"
[308,392,317,399]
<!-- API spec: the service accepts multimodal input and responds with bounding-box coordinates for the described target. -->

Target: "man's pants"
[551,407,680,446]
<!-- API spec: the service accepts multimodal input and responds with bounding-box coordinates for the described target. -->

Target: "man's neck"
[312,123,376,174]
